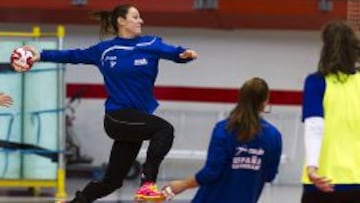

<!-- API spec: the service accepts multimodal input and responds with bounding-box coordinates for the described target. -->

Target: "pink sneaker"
[134,182,165,201]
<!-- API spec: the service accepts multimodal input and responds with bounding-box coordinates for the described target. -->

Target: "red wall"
[0,0,347,30]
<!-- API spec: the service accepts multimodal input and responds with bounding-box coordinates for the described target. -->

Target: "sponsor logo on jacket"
[134,58,148,66]
[232,146,264,171]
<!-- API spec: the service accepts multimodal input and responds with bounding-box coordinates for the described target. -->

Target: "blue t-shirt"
[40,36,193,113]
[192,119,282,203]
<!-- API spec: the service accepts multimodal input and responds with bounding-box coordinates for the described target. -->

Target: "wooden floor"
[0,178,302,203]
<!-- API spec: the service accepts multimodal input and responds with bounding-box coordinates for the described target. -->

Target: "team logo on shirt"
[104,56,117,68]
[110,61,116,68]
[134,58,148,66]
[232,146,264,171]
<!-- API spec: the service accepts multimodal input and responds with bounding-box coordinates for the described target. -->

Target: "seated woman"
[162,77,282,203]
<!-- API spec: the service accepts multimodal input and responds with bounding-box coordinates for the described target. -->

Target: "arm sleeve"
[266,129,282,182]
[40,44,100,65]
[195,125,228,185]
[304,117,324,167]
[301,73,326,121]
[301,73,325,168]
[139,37,193,63]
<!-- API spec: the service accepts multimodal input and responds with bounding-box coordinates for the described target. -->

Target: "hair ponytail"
[91,4,133,39]
[227,78,269,142]
[92,11,114,39]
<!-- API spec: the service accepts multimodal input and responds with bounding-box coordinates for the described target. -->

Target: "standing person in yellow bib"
[301,21,360,203]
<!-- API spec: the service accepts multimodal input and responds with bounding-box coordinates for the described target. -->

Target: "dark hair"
[318,21,360,80]
[227,77,269,142]
[92,4,134,38]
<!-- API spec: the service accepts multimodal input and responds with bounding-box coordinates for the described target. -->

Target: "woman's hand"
[167,180,188,194]
[162,180,187,200]
[0,93,13,107]
[179,49,197,59]
[307,166,334,192]
[162,178,198,200]
[23,46,40,62]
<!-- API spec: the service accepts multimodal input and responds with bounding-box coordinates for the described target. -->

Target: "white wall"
[1,23,322,183]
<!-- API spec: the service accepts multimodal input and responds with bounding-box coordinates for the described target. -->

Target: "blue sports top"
[192,119,282,203]
[40,36,193,113]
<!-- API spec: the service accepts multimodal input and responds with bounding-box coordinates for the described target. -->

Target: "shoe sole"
[135,195,165,201]
[134,199,165,202]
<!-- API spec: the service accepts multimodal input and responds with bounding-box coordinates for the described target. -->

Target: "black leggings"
[301,190,360,203]
[81,109,174,202]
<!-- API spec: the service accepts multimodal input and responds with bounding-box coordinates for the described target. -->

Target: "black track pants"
[301,190,360,203]
[82,109,174,202]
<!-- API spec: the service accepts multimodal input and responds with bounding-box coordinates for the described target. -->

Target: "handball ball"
[11,47,34,69]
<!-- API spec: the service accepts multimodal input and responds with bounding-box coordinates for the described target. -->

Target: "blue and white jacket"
[193,119,282,203]
[40,36,193,113]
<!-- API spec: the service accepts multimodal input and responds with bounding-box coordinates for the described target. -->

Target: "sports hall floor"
[0,177,302,203]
